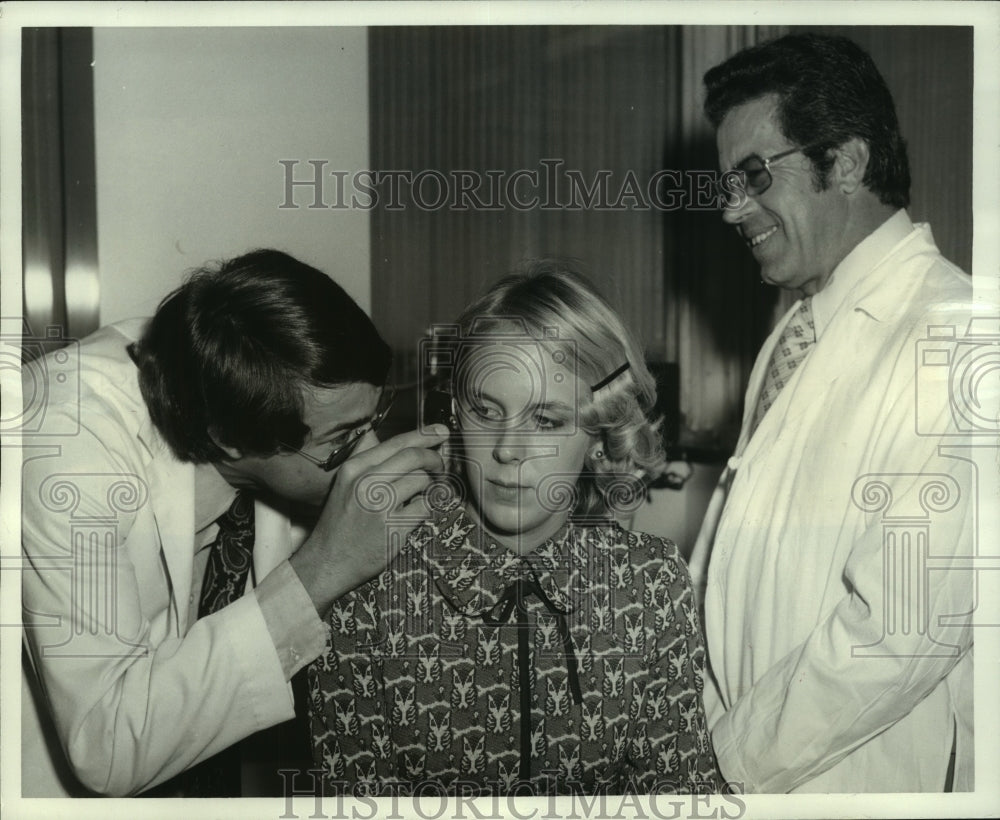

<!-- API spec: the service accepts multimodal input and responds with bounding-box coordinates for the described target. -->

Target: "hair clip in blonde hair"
[590,362,630,392]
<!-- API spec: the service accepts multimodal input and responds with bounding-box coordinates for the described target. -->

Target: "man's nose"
[721,191,757,225]
[351,429,381,458]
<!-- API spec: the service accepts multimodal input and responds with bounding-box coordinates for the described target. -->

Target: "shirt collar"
[811,209,915,337]
[193,464,239,531]
[419,500,579,617]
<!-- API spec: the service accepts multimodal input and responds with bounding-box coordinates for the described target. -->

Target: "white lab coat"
[20,320,308,796]
[690,212,979,792]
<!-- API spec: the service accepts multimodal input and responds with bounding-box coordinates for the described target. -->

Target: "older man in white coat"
[689,34,982,793]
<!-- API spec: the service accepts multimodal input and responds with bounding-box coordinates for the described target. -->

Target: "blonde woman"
[308,260,721,795]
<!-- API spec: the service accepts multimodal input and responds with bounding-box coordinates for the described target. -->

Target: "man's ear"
[208,428,243,460]
[832,137,870,195]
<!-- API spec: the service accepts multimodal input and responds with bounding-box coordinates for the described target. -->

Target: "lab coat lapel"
[146,463,298,625]
[141,436,197,635]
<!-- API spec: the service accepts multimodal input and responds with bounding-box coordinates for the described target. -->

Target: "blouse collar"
[419,499,612,617]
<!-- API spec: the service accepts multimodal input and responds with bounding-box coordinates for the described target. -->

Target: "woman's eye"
[472,404,502,421]
[534,414,564,430]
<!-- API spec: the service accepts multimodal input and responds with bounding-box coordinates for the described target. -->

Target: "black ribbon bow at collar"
[480,575,583,782]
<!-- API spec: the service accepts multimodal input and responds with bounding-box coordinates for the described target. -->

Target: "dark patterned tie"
[198,491,256,616]
[748,297,815,438]
[185,491,256,796]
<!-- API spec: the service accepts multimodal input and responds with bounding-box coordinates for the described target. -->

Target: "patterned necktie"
[185,491,256,797]
[198,491,255,617]
[748,297,816,438]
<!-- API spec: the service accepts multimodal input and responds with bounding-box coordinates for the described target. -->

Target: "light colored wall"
[631,464,725,561]
[93,27,370,322]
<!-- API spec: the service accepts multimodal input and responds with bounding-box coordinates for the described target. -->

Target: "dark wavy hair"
[131,249,391,462]
[704,33,910,208]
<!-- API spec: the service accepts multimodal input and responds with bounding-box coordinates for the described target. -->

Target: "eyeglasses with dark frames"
[715,144,821,210]
[284,385,396,472]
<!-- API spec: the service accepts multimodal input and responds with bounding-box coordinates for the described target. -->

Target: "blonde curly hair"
[448,259,667,518]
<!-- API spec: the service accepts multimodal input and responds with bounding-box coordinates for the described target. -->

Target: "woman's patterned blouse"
[308,499,721,796]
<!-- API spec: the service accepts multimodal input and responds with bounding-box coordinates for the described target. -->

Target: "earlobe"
[836,137,870,194]
[208,428,243,460]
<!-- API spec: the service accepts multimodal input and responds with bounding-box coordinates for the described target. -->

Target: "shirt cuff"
[255,560,330,679]
[712,716,758,793]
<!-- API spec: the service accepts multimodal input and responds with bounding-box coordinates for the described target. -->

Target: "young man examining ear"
[689,34,981,793]
[20,249,448,796]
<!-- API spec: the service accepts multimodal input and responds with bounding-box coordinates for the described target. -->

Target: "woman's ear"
[208,428,243,460]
